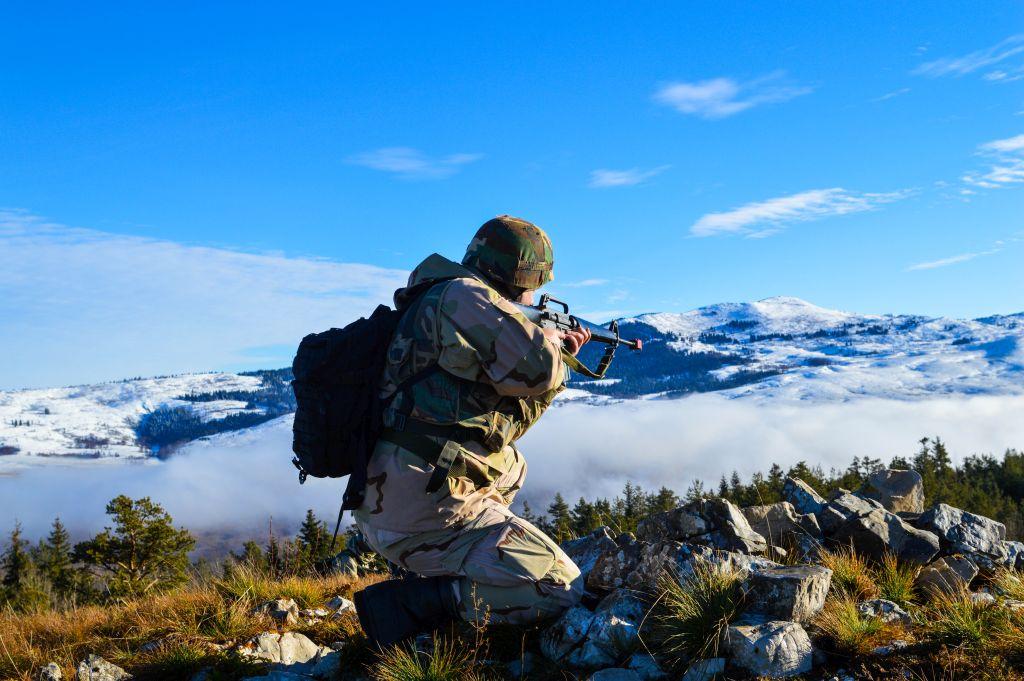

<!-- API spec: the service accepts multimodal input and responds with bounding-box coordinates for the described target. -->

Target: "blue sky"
[2,3,1023,388]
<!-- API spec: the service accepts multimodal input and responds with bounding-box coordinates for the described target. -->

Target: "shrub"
[652,560,744,668]
[819,544,878,601]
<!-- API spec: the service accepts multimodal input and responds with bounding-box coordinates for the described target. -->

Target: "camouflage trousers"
[355,445,583,625]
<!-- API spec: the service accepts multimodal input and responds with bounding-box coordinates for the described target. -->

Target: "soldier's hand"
[563,326,592,356]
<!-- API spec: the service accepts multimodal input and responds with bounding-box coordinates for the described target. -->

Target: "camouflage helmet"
[462,215,554,291]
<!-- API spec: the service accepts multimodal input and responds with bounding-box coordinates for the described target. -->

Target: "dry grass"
[0,569,385,681]
[814,595,904,657]
[993,568,1024,602]
[819,544,879,601]
[876,552,920,607]
[371,634,493,681]
[921,590,1012,649]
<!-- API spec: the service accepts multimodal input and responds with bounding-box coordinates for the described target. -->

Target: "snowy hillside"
[571,296,1024,401]
[1,297,1021,465]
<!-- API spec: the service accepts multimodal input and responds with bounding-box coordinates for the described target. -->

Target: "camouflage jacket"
[381,253,565,450]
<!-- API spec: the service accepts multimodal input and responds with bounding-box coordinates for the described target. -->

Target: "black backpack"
[290,280,443,510]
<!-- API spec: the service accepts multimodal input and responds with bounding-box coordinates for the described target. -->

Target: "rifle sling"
[379,423,470,494]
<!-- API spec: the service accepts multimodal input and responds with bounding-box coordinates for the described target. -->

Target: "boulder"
[915,555,979,595]
[39,663,62,681]
[783,477,826,516]
[542,592,645,669]
[830,508,939,564]
[76,656,131,681]
[588,670,641,681]
[856,598,912,625]
[637,498,766,554]
[587,538,645,592]
[742,501,822,544]
[724,618,813,677]
[636,507,710,543]
[255,598,300,626]
[562,527,618,581]
[680,658,725,681]
[860,469,925,514]
[325,595,356,617]
[676,544,779,581]
[1001,541,1024,570]
[626,653,667,680]
[743,565,832,622]
[818,492,884,535]
[238,631,323,666]
[970,591,997,606]
[625,540,683,592]
[917,503,1007,559]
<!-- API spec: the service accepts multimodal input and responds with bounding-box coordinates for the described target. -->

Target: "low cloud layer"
[3,395,1023,545]
[0,210,407,389]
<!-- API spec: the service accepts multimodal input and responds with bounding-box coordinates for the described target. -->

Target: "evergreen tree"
[2,523,31,599]
[647,486,680,515]
[547,493,572,542]
[37,517,77,600]
[234,540,268,571]
[75,496,195,598]
[297,509,330,567]
[570,497,599,536]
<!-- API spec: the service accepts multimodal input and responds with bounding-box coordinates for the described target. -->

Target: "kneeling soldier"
[353,215,590,646]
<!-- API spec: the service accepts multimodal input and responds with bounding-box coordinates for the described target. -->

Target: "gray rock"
[915,555,979,595]
[1001,541,1024,570]
[562,527,619,581]
[238,631,322,666]
[587,539,645,592]
[860,469,925,514]
[325,595,356,617]
[255,597,300,626]
[625,540,683,592]
[970,591,997,606]
[917,503,1008,559]
[595,589,648,623]
[724,618,813,677]
[680,658,725,681]
[76,656,131,681]
[693,498,768,554]
[240,673,311,681]
[783,477,826,516]
[1002,599,1024,611]
[856,598,912,625]
[588,670,641,681]
[542,592,644,669]
[675,544,779,582]
[743,565,832,622]
[819,492,884,535]
[871,639,909,656]
[626,652,667,680]
[742,501,822,545]
[39,663,62,681]
[831,508,940,564]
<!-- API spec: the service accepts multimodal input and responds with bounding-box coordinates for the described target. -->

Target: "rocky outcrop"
[541,591,646,669]
[860,469,925,513]
[917,503,1008,561]
[724,618,813,677]
[916,555,979,595]
[563,527,619,581]
[76,656,131,681]
[830,507,940,564]
[255,598,300,627]
[743,565,832,622]
[782,477,826,516]
[637,498,767,554]
[236,631,339,678]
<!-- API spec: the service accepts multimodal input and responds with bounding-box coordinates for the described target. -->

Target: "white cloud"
[561,278,609,288]
[0,210,408,389]
[588,165,670,188]
[347,147,483,180]
[872,87,911,102]
[914,34,1024,78]
[690,188,907,238]
[654,72,811,119]
[963,133,1024,189]
[906,249,1000,271]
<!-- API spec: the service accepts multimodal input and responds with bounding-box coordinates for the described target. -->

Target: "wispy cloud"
[906,249,1001,271]
[588,165,670,188]
[0,210,407,389]
[690,188,907,238]
[653,71,812,119]
[562,278,609,288]
[914,34,1024,80]
[347,147,483,180]
[872,87,911,102]
[963,133,1024,189]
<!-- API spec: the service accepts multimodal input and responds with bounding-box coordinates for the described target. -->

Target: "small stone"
[1001,541,1024,570]
[917,503,1007,559]
[860,469,925,514]
[916,555,979,595]
[326,595,356,615]
[743,565,832,622]
[783,477,826,516]
[1002,599,1024,611]
[76,655,131,681]
[970,591,997,606]
[725,618,813,677]
[237,631,322,666]
[680,658,725,681]
[588,670,641,681]
[871,639,909,656]
[254,598,300,626]
[310,647,342,678]
[626,652,667,680]
[299,607,330,619]
[39,663,62,681]
[562,527,619,581]
[857,598,912,625]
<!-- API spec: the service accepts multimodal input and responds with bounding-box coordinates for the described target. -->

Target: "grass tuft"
[371,635,489,681]
[819,544,879,601]
[993,568,1024,602]
[814,595,902,657]
[876,552,919,607]
[651,559,744,668]
[922,590,1011,649]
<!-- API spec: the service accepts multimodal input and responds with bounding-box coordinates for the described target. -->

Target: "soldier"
[352,215,591,647]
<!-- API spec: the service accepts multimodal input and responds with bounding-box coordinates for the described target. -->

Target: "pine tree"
[547,493,572,542]
[647,486,680,515]
[520,501,538,525]
[2,523,31,598]
[297,509,329,567]
[37,517,76,599]
[74,496,195,598]
[234,540,268,571]
[570,497,599,536]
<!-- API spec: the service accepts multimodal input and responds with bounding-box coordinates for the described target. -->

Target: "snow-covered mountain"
[1,297,1021,465]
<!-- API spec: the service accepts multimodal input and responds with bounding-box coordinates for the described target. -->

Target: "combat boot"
[353,575,460,647]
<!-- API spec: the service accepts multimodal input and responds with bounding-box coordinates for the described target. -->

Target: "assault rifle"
[514,294,642,379]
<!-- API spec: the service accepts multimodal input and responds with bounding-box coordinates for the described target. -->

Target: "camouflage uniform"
[353,245,583,625]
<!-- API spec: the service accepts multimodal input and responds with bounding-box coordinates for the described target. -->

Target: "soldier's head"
[462,215,554,300]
